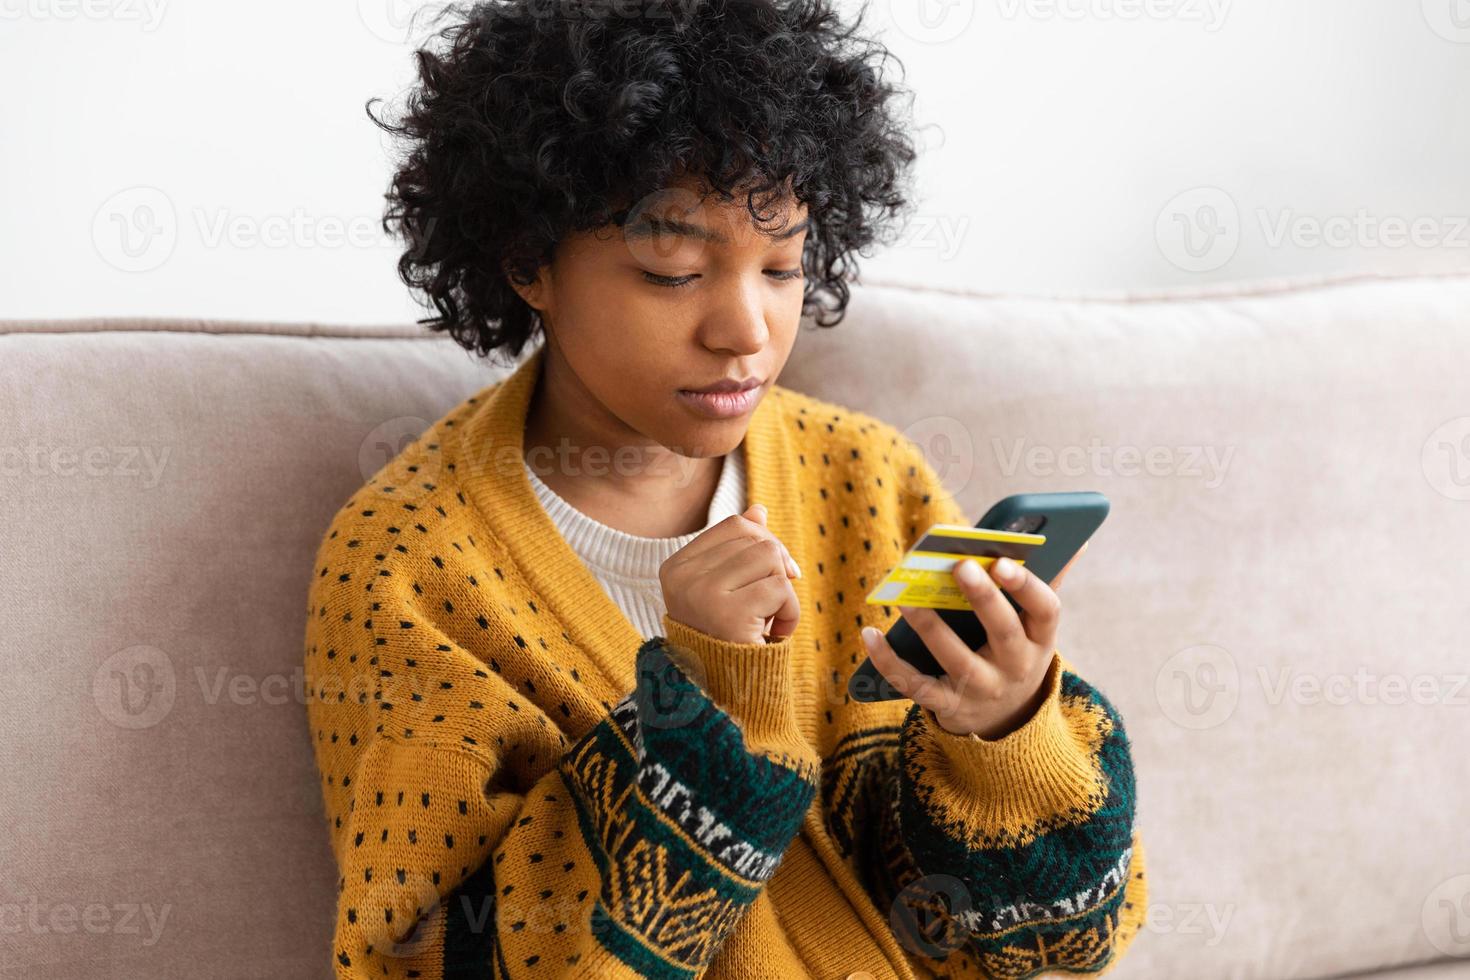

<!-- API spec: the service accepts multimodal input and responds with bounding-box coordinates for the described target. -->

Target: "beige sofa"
[3,271,1469,979]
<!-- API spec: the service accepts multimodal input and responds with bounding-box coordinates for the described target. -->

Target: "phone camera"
[1003,515,1047,534]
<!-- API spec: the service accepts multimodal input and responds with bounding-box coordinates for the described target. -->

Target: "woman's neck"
[522,372,730,539]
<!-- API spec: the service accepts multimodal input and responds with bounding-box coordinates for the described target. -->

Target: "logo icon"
[1156,187,1240,273]
[1423,0,1470,42]
[94,645,177,729]
[359,415,441,505]
[887,0,976,45]
[1421,416,1470,501]
[1422,873,1470,956]
[92,186,177,273]
[1155,643,1239,730]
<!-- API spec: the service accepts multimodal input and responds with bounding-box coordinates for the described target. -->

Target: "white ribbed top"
[524,445,748,640]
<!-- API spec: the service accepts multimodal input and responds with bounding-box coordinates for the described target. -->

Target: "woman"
[304,1,1147,977]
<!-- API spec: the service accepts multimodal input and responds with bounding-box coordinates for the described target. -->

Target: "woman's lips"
[677,383,761,419]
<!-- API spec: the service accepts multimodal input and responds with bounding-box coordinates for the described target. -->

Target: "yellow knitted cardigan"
[304,342,1149,979]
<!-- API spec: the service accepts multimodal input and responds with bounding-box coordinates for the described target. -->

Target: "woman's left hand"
[861,544,1085,740]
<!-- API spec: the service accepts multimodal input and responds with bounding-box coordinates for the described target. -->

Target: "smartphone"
[846,491,1110,703]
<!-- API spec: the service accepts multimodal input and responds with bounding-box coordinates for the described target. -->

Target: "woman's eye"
[642,272,698,289]
[641,269,803,289]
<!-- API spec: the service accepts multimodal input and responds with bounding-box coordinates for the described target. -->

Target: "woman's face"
[515,177,810,464]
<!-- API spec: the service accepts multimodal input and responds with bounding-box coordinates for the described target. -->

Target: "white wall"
[871,0,1470,294]
[3,0,1469,322]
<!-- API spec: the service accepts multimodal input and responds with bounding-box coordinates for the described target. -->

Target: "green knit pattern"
[554,637,817,978]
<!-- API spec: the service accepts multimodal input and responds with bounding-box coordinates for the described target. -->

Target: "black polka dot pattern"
[303,358,1148,978]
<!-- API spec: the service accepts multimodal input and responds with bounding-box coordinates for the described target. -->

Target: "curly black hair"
[367,0,922,361]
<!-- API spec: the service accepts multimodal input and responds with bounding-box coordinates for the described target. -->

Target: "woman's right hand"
[659,503,802,645]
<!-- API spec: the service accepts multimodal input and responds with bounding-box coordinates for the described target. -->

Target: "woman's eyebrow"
[772,217,811,240]
[624,215,811,246]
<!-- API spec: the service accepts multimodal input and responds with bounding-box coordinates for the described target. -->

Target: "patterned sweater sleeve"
[843,434,1149,979]
[305,532,820,979]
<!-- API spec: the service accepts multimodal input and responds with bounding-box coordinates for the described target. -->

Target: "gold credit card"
[864,524,1046,611]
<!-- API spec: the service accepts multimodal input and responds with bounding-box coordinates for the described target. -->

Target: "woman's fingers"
[951,558,1029,667]
[666,507,799,579]
[862,623,962,712]
[714,538,792,593]
[988,558,1061,650]
[893,605,1000,698]
[738,573,801,639]
[744,503,801,578]
[705,539,800,638]
[689,534,766,573]
[667,514,799,581]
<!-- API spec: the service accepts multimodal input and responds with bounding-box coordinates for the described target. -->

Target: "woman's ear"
[504,259,551,314]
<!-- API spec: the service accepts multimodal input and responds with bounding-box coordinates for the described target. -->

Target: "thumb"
[745,503,800,579]
[763,581,801,640]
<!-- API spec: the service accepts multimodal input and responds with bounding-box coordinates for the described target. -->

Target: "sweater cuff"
[660,613,815,771]
[915,650,1103,813]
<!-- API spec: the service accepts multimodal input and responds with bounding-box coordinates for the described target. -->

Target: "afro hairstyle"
[367,0,924,360]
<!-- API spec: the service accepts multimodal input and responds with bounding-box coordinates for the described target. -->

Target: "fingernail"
[953,559,981,586]
[994,557,1019,581]
[861,626,877,650]
[790,558,802,579]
